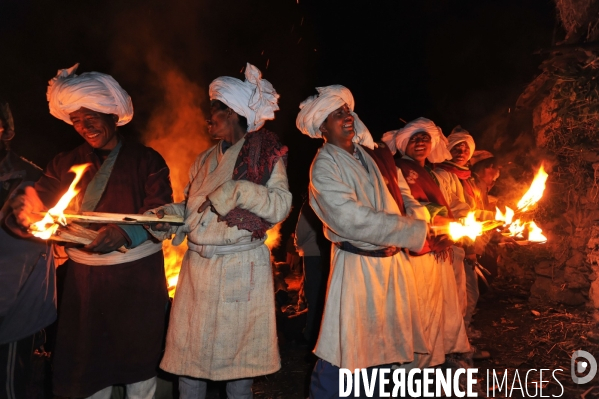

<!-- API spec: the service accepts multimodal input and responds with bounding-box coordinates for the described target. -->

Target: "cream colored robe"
[149,138,291,380]
[402,167,471,368]
[309,143,429,371]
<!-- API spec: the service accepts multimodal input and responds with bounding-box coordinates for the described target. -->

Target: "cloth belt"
[187,237,266,259]
[65,240,163,266]
[335,241,401,258]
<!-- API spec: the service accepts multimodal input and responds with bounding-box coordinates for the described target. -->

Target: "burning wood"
[49,223,127,253]
[33,211,184,225]
[29,163,91,239]
[495,164,549,244]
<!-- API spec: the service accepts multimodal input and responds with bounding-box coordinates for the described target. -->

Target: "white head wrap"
[381,117,452,163]
[47,64,133,126]
[447,126,476,160]
[209,63,279,132]
[295,85,375,149]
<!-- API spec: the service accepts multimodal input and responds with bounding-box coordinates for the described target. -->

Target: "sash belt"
[188,237,266,259]
[65,240,163,266]
[336,241,401,258]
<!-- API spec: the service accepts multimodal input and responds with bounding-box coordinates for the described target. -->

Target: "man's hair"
[211,100,248,131]
[471,157,496,175]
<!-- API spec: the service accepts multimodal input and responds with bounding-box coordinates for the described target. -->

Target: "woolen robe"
[309,143,429,371]
[34,139,172,398]
[396,158,471,367]
[153,137,292,380]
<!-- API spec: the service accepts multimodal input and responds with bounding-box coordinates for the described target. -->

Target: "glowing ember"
[527,221,547,243]
[30,163,91,239]
[449,212,484,241]
[517,164,548,212]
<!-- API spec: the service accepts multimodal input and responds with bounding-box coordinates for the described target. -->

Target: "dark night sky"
[0,0,557,231]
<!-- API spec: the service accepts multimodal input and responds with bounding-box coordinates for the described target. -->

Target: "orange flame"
[30,163,91,239]
[517,164,548,212]
[448,212,484,241]
[527,221,547,243]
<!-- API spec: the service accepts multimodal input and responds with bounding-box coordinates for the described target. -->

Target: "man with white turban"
[10,64,173,399]
[435,126,493,356]
[297,85,434,397]
[147,63,291,399]
[382,118,471,369]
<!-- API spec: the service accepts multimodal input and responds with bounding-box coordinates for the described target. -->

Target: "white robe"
[395,165,471,368]
[150,138,292,380]
[309,143,429,370]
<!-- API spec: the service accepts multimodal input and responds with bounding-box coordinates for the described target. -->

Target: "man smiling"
[297,86,432,398]
[11,64,173,399]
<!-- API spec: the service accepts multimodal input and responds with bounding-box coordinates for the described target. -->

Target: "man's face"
[450,141,471,166]
[404,132,432,163]
[207,101,239,141]
[69,108,118,150]
[320,104,355,146]
[480,165,500,189]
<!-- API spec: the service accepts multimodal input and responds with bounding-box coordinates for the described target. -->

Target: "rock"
[530,276,587,306]
[534,261,554,278]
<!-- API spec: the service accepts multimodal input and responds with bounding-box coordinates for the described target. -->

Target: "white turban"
[447,126,475,160]
[295,85,375,149]
[209,63,279,132]
[47,64,133,126]
[381,117,452,163]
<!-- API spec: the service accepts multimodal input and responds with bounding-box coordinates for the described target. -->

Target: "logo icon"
[571,350,597,384]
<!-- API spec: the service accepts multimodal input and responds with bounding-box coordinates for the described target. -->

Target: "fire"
[30,163,91,239]
[517,164,548,212]
[527,221,547,243]
[495,206,514,225]
[265,222,282,251]
[493,164,549,243]
[449,212,484,241]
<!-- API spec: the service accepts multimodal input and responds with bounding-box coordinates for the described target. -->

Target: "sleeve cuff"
[117,224,150,248]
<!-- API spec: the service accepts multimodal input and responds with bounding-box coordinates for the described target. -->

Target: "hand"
[10,186,45,228]
[198,199,213,214]
[84,224,128,253]
[145,209,172,232]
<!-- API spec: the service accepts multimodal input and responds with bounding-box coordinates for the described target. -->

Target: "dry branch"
[33,211,184,225]
[48,223,127,253]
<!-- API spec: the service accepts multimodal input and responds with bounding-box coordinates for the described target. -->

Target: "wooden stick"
[33,211,184,225]
[49,224,128,253]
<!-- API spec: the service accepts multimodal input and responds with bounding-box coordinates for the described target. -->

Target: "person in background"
[0,102,56,399]
[294,199,330,346]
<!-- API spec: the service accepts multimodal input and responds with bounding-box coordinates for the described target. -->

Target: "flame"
[265,222,282,251]
[517,164,548,212]
[495,206,514,225]
[30,163,91,239]
[527,221,547,243]
[449,212,484,241]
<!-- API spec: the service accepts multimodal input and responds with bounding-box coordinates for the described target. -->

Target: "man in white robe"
[147,63,291,399]
[297,85,431,397]
[382,118,471,369]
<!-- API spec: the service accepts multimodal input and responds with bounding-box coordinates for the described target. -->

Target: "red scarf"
[363,144,405,216]
[395,157,453,255]
[435,161,475,199]
[222,129,288,239]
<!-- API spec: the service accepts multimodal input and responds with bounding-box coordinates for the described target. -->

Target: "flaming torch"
[29,164,91,239]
